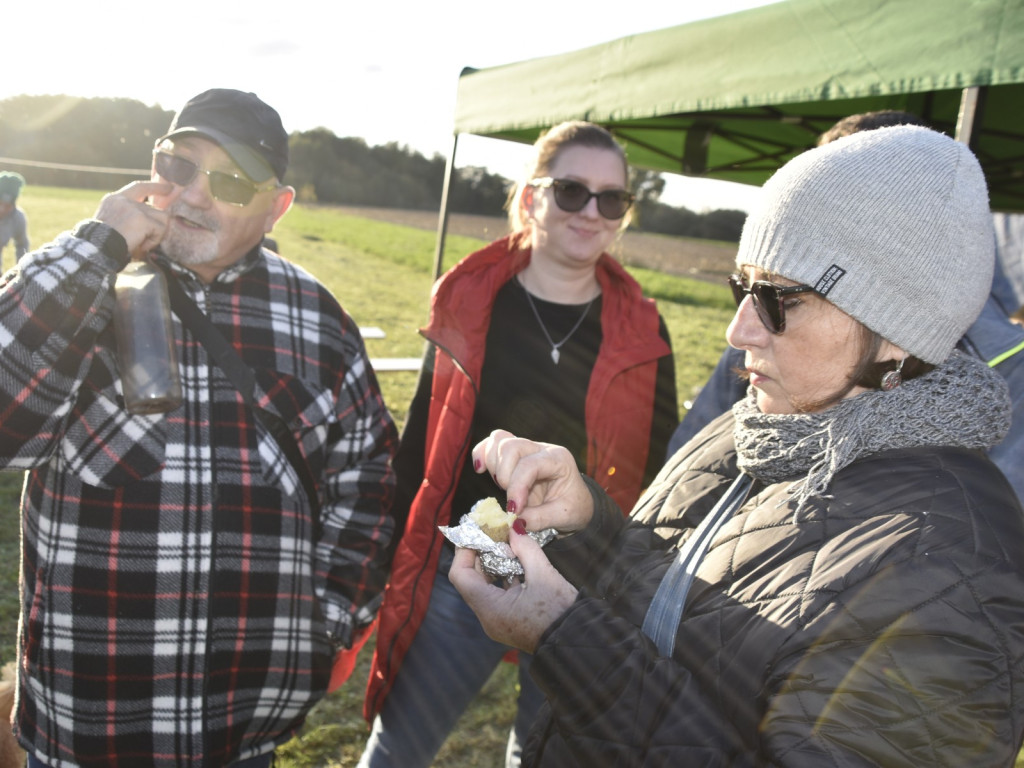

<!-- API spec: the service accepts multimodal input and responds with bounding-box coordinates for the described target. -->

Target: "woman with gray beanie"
[450,125,1024,766]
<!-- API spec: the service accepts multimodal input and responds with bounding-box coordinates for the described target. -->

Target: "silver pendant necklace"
[520,279,597,365]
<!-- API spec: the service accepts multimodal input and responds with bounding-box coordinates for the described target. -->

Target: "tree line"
[0,94,745,242]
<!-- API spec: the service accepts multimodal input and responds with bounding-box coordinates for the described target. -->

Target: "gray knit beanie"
[735,125,993,364]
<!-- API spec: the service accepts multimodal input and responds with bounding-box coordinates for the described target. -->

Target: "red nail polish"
[507,499,517,514]
[512,518,527,536]
[473,458,481,471]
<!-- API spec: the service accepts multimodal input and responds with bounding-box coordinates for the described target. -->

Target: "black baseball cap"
[156,89,288,183]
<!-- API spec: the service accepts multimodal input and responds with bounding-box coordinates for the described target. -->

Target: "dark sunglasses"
[531,177,634,220]
[728,273,816,334]
[153,150,277,206]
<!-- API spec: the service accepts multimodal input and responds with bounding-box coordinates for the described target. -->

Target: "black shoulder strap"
[157,261,323,524]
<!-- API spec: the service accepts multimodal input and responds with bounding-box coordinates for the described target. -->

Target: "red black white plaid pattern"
[0,221,397,767]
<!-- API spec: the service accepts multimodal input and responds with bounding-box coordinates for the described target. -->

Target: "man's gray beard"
[160,204,220,267]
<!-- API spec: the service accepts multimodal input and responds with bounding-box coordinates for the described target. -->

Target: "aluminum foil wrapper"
[439,513,556,579]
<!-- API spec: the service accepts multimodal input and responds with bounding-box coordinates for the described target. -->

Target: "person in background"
[0,170,29,270]
[359,121,678,768]
[992,211,1024,313]
[454,125,1024,767]
[668,110,1024,501]
[0,88,398,768]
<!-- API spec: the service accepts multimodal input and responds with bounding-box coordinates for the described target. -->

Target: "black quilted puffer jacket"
[524,411,1024,767]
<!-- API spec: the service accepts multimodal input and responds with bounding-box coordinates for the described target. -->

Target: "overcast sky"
[5,0,778,210]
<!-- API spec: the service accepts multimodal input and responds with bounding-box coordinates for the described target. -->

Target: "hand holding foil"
[448,520,577,654]
[446,429,591,651]
[439,512,555,579]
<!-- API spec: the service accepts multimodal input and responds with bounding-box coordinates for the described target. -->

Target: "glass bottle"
[113,259,182,414]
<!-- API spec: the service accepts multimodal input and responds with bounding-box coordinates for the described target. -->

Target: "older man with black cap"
[0,89,398,767]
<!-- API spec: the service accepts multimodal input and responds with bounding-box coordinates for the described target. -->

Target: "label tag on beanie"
[814,265,846,296]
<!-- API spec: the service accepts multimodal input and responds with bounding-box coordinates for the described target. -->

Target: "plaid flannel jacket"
[0,221,398,767]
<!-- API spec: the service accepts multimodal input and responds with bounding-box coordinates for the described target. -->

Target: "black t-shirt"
[450,278,602,520]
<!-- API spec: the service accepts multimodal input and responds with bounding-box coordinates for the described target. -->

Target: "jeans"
[358,561,545,768]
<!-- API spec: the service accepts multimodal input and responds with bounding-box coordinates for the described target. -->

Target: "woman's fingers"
[471,430,591,530]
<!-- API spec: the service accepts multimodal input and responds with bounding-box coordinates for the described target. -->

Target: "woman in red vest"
[359,122,678,768]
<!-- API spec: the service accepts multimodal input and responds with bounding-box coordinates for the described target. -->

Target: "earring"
[881,357,906,391]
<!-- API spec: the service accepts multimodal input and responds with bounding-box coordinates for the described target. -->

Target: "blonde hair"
[506,121,630,235]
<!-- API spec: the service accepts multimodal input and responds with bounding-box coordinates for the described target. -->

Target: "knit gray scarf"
[732,351,1011,511]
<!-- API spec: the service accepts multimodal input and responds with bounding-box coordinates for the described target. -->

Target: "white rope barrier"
[0,156,148,176]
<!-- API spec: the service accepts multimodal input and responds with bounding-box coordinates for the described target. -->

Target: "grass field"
[0,186,735,767]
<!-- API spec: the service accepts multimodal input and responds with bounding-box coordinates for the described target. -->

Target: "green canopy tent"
[434,0,1024,276]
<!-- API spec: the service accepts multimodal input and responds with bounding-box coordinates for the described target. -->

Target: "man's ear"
[265,185,295,232]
